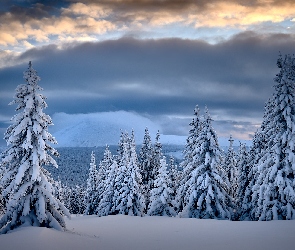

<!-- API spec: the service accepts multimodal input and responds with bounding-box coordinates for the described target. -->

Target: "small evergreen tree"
[139,128,154,211]
[93,145,113,214]
[97,160,118,216]
[235,142,248,220]
[68,185,86,214]
[0,62,69,233]
[147,157,176,216]
[113,131,144,216]
[84,151,98,215]
[168,156,179,202]
[152,131,163,180]
[241,128,266,220]
[223,135,238,201]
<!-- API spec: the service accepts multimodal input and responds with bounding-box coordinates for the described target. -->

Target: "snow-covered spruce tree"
[179,107,231,219]
[235,143,248,220]
[241,123,268,220]
[223,135,238,201]
[168,156,179,201]
[152,131,163,177]
[112,132,129,214]
[93,145,113,214]
[139,127,154,211]
[251,54,295,220]
[96,159,118,216]
[147,157,176,216]
[113,131,144,216]
[84,151,98,215]
[0,62,69,233]
[175,105,202,212]
[68,185,86,214]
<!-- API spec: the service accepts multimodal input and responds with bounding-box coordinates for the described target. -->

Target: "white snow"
[1,215,295,250]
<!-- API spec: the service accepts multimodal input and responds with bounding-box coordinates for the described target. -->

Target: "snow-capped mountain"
[50,111,251,147]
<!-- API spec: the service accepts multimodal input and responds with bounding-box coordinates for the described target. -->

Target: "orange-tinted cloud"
[0,1,294,48]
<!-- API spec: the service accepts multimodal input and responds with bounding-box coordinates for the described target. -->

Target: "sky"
[0,0,295,146]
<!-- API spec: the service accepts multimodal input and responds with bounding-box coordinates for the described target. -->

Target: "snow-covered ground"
[1,215,295,250]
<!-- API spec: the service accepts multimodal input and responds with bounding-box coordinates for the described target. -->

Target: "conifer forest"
[1,54,295,234]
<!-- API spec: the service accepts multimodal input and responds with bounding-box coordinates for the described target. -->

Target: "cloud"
[0,31,294,141]
[0,0,294,48]
[0,2,116,47]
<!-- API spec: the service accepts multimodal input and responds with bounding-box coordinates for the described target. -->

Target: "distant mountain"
[50,111,251,148]
[50,111,161,147]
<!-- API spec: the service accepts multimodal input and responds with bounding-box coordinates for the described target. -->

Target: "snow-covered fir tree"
[0,62,69,233]
[152,131,163,178]
[113,131,144,216]
[52,177,64,207]
[251,54,295,220]
[113,132,129,214]
[139,128,154,211]
[241,127,267,220]
[96,159,118,216]
[168,156,179,202]
[68,185,86,214]
[93,145,113,214]
[84,151,98,215]
[235,143,248,220]
[179,107,231,219]
[147,157,176,216]
[223,135,238,201]
[175,105,202,212]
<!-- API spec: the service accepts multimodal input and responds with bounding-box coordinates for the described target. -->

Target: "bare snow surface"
[1,215,295,250]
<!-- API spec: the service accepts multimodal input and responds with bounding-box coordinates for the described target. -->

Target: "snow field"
[1,215,295,250]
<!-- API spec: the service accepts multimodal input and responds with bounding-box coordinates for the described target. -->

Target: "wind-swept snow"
[1,215,295,250]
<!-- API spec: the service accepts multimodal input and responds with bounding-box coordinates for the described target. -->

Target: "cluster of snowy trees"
[0,54,295,233]
[76,129,181,217]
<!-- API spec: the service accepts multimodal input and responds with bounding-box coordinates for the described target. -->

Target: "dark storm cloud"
[0,31,295,138]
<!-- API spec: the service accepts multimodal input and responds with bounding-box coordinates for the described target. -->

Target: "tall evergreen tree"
[235,142,248,220]
[113,131,144,216]
[0,62,69,233]
[152,130,163,180]
[241,127,267,220]
[168,156,179,202]
[223,135,238,201]
[179,107,231,219]
[175,105,202,212]
[147,157,176,217]
[97,159,118,216]
[139,128,154,211]
[94,145,113,211]
[84,151,98,215]
[252,54,295,220]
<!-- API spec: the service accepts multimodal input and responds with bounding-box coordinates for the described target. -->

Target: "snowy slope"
[1,215,295,250]
[50,111,251,147]
[50,111,161,147]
